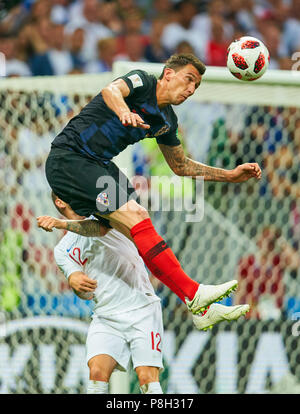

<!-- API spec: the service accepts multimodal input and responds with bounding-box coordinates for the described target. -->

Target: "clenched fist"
[36,215,66,232]
[229,163,262,183]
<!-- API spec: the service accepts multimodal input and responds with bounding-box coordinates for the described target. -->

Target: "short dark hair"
[159,53,206,79]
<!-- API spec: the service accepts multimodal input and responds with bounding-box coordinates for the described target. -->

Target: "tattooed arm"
[158,143,262,183]
[37,216,109,237]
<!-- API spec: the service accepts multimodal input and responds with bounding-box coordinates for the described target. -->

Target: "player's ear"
[164,67,175,81]
[55,198,67,210]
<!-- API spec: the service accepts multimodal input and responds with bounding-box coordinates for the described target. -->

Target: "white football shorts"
[86,301,164,372]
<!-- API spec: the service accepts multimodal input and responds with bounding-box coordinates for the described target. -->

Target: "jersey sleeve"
[155,129,181,146]
[118,70,152,97]
[156,105,181,147]
[156,106,181,146]
[54,244,82,280]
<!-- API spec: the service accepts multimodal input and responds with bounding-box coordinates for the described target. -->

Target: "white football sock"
[87,380,109,394]
[140,382,163,394]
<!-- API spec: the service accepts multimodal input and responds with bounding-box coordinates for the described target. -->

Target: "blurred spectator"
[50,0,73,25]
[264,133,300,202]
[18,19,72,76]
[30,0,52,24]
[17,117,54,206]
[146,0,174,20]
[261,21,285,69]
[115,32,148,62]
[192,0,234,51]
[116,8,150,56]
[122,7,149,35]
[233,0,258,34]
[65,0,113,63]
[235,226,300,320]
[98,1,123,34]
[206,15,230,66]
[0,35,32,77]
[47,23,73,75]
[85,37,117,72]
[230,25,247,42]
[19,19,54,76]
[0,0,298,74]
[116,0,137,17]
[281,0,300,57]
[175,40,195,55]
[144,16,170,63]
[67,27,87,71]
[269,0,290,29]
[161,0,206,60]
[141,0,174,34]
[0,3,30,35]
[1,1,54,76]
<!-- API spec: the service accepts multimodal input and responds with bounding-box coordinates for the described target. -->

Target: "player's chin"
[172,96,186,105]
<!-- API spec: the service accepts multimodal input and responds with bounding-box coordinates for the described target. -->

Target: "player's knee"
[109,200,150,229]
[136,367,159,386]
[126,200,149,222]
[89,365,110,382]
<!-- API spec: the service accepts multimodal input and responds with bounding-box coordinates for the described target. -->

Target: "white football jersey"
[54,226,160,317]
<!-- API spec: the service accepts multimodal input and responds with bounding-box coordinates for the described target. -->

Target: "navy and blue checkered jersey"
[51,69,181,163]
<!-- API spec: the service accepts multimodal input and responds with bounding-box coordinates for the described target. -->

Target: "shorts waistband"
[49,145,110,167]
[49,146,75,157]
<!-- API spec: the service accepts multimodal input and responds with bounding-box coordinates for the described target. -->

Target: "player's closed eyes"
[185,76,199,89]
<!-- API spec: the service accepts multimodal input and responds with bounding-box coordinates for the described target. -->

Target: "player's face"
[167,64,201,105]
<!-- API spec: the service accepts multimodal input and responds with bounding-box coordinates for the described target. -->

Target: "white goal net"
[1,62,300,394]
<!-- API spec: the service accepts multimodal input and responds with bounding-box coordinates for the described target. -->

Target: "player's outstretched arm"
[36,216,107,236]
[158,143,261,182]
[102,79,150,129]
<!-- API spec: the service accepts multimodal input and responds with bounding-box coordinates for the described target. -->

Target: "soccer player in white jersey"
[38,195,250,378]
[52,201,164,394]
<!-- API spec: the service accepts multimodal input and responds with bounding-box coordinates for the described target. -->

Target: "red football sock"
[130,218,199,302]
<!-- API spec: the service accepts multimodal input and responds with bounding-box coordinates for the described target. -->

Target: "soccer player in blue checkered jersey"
[45,53,257,329]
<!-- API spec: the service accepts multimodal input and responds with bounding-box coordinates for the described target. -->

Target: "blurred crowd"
[0,0,300,77]
[1,0,300,321]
